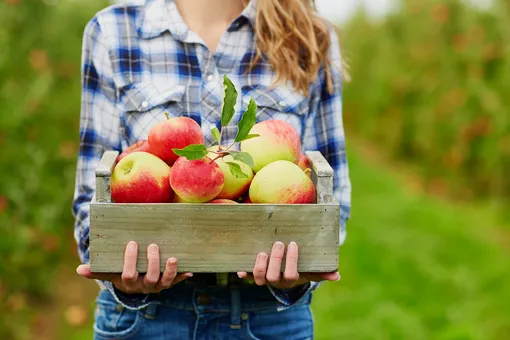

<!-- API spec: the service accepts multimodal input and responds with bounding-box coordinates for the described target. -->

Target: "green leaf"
[235,98,257,143]
[229,151,255,169]
[237,133,260,142]
[221,75,238,126]
[225,162,249,179]
[172,144,208,160]
[211,127,221,144]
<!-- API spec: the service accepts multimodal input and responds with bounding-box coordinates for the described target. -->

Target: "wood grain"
[95,151,118,203]
[90,203,340,273]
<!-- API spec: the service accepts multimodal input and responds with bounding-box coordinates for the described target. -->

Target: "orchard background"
[0,0,509,339]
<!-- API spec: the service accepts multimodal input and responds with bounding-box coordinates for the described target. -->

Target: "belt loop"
[230,288,241,329]
[143,303,158,319]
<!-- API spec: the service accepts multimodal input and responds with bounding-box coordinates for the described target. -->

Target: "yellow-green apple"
[249,160,315,204]
[209,199,239,204]
[240,120,301,172]
[148,116,204,165]
[169,156,224,203]
[207,148,253,200]
[111,152,173,203]
[297,153,312,177]
[117,140,153,162]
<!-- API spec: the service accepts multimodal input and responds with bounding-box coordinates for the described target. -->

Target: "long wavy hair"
[248,0,349,95]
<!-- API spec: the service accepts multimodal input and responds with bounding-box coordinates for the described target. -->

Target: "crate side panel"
[90,203,339,273]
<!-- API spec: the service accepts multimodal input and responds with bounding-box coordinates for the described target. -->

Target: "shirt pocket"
[117,82,186,146]
[241,86,309,138]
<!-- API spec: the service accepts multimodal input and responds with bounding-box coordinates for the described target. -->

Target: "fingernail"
[168,258,177,265]
[335,273,341,281]
[274,242,284,251]
[128,241,136,250]
[288,242,297,251]
[187,273,193,277]
[149,244,158,253]
[259,253,268,261]
[237,272,243,278]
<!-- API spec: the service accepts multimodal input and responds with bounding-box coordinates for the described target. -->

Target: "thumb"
[76,264,117,281]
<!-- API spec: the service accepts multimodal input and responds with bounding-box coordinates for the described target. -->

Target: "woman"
[73,0,351,338]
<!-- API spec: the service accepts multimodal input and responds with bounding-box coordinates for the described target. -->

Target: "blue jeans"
[93,281,314,340]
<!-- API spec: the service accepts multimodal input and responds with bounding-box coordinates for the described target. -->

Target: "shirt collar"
[138,0,257,40]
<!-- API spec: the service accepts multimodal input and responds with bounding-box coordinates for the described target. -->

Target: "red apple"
[117,140,152,163]
[169,156,224,203]
[111,152,173,203]
[297,153,312,177]
[148,116,204,165]
[209,199,239,204]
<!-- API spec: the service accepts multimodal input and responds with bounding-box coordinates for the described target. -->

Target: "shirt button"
[278,100,286,107]
[207,74,215,82]
[141,101,149,109]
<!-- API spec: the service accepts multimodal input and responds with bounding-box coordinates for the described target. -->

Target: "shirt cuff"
[267,281,320,310]
[100,280,151,310]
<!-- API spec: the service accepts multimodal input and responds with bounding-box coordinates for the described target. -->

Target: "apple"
[117,140,152,163]
[207,148,253,200]
[249,160,315,204]
[148,116,204,165]
[297,153,312,177]
[111,152,173,203]
[240,120,301,172]
[209,199,239,204]
[169,156,224,203]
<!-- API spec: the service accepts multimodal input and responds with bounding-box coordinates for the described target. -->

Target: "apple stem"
[210,151,229,163]
[304,168,312,174]
[164,112,170,120]
[225,141,236,151]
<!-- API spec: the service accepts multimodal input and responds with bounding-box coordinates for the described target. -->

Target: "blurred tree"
[342,0,509,208]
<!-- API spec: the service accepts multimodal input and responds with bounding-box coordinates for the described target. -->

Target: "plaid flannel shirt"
[73,0,351,310]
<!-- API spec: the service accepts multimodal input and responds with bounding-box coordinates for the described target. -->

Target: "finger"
[320,271,341,281]
[303,271,340,282]
[283,241,299,286]
[156,257,178,289]
[266,241,285,284]
[76,264,117,281]
[121,241,139,285]
[171,272,193,286]
[142,244,160,288]
[253,252,269,286]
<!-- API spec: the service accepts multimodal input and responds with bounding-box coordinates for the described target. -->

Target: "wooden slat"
[95,151,118,203]
[89,203,340,273]
[306,151,334,203]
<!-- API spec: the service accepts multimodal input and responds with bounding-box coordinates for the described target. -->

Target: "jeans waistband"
[147,281,311,312]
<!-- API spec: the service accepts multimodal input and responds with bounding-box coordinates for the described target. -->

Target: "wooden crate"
[89,151,340,273]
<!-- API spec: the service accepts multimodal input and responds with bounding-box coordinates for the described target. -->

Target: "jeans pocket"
[93,290,143,340]
[245,304,314,340]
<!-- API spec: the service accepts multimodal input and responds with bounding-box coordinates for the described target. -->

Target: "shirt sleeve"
[72,16,148,310]
[267,26,351,309]
[302,26,351,245]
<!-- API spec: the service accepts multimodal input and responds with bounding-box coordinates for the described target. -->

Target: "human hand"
[237,241,340,289]
[76,241,193,294]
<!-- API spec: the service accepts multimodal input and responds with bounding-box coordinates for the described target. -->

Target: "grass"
[312,147,510,339]
[49,145,510,340]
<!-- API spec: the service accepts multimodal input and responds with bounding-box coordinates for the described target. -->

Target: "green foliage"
[172,144,209,160]
[342,0,510,207]
[0,0,107,338]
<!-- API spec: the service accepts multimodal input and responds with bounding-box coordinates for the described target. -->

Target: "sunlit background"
[0,0,509,339]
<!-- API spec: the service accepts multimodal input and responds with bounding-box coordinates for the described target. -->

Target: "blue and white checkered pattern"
[73,0,351,309]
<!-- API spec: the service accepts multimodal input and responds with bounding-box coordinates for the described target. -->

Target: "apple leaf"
[235,98,257,143]
[211,127,221,144]
[172,144,208,160]
[221,75,238,127]
[240,134,260,142]
[229,151,255,169]
[225,162,249,179]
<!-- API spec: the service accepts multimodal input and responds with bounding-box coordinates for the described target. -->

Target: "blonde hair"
[249,0,348,95]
